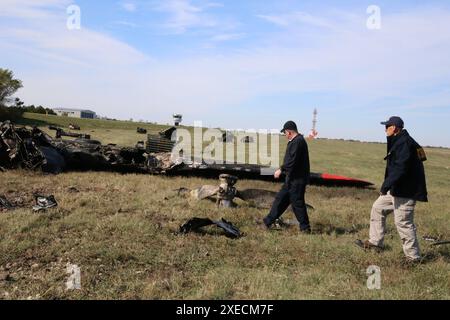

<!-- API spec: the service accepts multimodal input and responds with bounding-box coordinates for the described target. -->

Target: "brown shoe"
[355,239,384,252]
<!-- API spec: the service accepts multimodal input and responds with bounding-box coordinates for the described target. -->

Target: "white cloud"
[0,0,71,19]
[210,33,245,42]
[257,14,289,27]
[154,0,223,34]
[114,20,138,28]
[257,11,336,29]
[120,2,137,13]
[0,0,148,67]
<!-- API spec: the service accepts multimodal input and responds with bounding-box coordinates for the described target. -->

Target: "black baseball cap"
[381,116,404,128]
[281,120,298,133]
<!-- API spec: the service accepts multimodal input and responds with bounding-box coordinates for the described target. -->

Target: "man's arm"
[380,142,411,194]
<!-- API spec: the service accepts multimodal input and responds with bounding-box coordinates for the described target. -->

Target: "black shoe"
[355,239,383,252]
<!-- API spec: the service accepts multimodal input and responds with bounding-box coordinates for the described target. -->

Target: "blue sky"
[1,0,450,146]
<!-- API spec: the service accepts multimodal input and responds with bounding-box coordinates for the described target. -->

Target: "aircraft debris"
[0,121,374,188]
[68,186,80,193]
[159,127,177,140]
[32,194,58,212]
[69,124,80,130]
[0,195,15,210]
[423,235,440,242]
[135,141,145,149]
[431,241,450,246]
[49,126,91,140]
[177,174,315,211]
[423,235,450,246]
[137,127,147,134]
[179,217,242,238]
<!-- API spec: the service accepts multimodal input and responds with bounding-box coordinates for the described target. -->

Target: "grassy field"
[0,113,449,299]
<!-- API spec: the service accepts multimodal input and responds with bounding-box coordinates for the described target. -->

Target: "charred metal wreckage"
[0,121,176,175]
[0,120,373,188]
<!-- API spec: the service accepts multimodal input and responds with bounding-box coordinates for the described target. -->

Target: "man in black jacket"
[356,116,428,262]
[262,121,311,233]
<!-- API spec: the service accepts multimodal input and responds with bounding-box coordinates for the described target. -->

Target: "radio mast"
[308,109,318,139]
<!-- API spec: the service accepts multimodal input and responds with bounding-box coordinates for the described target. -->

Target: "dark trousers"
[264,180,310,231]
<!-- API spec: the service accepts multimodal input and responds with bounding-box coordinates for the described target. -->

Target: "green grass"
[0,114,449,300]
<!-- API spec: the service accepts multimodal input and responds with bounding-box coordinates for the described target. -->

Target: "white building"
[53,108,96,119]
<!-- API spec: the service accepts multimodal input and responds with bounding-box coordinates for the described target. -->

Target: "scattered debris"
[431,241,450,246]
[32,195,58,212]
[159,127,177,140]
[135,141,145,149]
[49,125,91,139]
[179,174,315,211]
[179,217,242,239]
[174,187,191,197]
[423,235,440,242]
[1,121,374,188]
[0,195,15,210]
[67,186,80,193]
[216,174,238,208]
[423,235,450,245]
[0,121,168,174]
[69,124,81,131]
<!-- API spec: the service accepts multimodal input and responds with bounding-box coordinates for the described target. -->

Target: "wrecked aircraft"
[0,121,373,188]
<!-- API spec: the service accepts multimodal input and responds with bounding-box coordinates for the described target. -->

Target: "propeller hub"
[217,174,238,208]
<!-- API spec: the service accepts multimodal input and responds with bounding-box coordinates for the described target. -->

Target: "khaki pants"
[369,192,421,260]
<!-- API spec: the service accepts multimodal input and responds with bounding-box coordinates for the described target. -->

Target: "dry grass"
[0,114,449,300]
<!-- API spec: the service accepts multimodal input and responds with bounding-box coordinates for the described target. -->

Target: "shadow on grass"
[15,117,55,128]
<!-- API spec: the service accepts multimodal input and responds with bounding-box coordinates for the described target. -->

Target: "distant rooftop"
[53,108,96,113]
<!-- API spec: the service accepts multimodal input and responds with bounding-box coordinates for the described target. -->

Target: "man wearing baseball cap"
[261,120,311,233]
[356,116,428,264]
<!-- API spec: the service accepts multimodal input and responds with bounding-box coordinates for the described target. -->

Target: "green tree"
[0,68,23,107]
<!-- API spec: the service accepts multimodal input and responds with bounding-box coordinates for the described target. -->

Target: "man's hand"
[274,169,282,179]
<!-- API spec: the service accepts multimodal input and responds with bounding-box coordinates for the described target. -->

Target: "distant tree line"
[0,68,55,121]
[9,97,56,115]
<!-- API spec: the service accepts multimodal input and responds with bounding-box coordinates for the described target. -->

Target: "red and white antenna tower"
[308,108,318,139]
